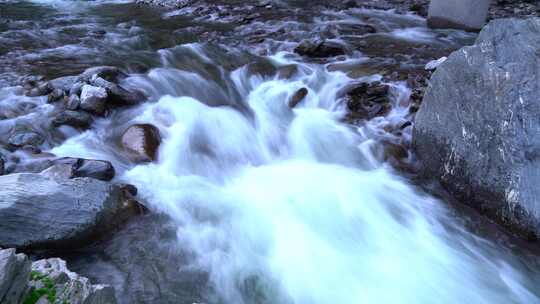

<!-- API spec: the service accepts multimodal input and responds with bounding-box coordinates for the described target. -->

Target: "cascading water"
[2,0,540,303]
[51,44,540,303]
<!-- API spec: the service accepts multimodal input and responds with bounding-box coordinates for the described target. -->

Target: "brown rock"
[288,88,309,108]
[345,82,391,120]
[121,124,161,162]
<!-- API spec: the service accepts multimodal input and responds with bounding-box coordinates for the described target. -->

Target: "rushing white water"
[51,44,540,303]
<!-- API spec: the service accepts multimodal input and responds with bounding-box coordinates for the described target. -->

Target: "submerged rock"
[121,124,161,162]
[0,173,141,250]
[413,18,540,239]
[277,64,299,80]
[8,129,44,148]
[345,81,391,121]
[52,110,93,129]
[80,85,108,115]
[294,39,346,58]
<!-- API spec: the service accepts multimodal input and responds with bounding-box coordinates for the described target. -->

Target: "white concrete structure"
[428,0,492,31]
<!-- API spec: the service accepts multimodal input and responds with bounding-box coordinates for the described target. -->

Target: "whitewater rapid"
[51,44,540,303]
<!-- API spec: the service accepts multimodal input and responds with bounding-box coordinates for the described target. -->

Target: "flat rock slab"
[0,173,140,250]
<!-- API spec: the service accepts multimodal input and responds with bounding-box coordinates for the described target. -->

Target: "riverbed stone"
[47,88,65,103]
[52,110,93,129]
[49,75,79,93]
[80,85,108,115]
[121,124,161,162]
[413,18,540,239]
[0,173,141,250]
[66,94,81,110]
[91,76,144,106]
[69,82,85,97]
[80,66,126,83]
[8,129,44,148]
[294,39,346,58]
[345,81,391,121]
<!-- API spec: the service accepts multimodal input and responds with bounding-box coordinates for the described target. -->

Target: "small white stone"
[425,56,448,70]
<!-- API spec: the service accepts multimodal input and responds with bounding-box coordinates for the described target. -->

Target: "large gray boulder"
[427,0,491,31]
[0,248,31,304]
[413,18,540,238]
[0,173,141,250]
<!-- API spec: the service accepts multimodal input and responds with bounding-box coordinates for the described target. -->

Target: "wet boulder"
[288,87,308,108]
[80,85,108,115]
[47,88,65,103]
[0,248,31,304]
[120,124,161,162]
[245,59,277,78]
[52,110,93,129]
[80,66,126,83]
[69,82,85,97]
[277,64,299,80]
[10,158,55,175]
[41,157,115,181]
[345,81,391,121]
[413,18,540,238]
[0,173,141,250]
[91,77,144,106]
[49,75,79,93]
[26,81,52,97]
[66,214,205,304]
[8,129,44,148]
[294,39,346,58]
[66,94,81,110]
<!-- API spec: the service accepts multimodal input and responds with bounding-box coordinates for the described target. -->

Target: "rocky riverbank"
[1,0,540,303]
[136,0,538,20]
[0,248,116,304]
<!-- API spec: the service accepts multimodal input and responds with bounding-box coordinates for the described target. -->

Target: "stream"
[2,0,540,303]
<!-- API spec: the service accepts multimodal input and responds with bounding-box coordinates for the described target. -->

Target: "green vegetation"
[23,271,57,304]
